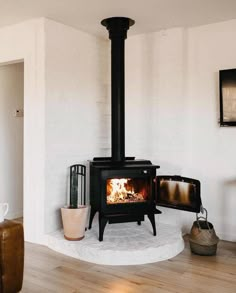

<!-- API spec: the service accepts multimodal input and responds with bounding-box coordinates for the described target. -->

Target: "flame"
[106,178,146,204]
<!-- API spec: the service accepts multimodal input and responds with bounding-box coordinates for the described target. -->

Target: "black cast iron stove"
[89,17,161,241]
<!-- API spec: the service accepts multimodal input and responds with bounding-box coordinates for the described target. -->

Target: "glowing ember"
[106,178,146,204]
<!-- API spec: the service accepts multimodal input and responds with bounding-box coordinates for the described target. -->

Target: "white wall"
[126,28,187,169]
[1,17,235,243]
[44,19,108,233]
[44,19,236,240]
[0,62,24,219]
[185,20,236,241]
[0,18,108,241]
[125,28,189,230]
[125,20,236,241]
[0,19,45,243]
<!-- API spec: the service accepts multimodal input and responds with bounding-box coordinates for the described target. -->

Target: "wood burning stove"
[88,17,161,241]
[89,17,202,241]
[89,158,161,241]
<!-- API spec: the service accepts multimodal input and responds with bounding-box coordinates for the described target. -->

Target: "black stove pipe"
[101,17,134,162]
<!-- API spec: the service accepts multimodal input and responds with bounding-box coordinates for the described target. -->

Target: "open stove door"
[155,175,202,213]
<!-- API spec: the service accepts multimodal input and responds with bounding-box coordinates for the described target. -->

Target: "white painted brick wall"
[44,19,110,233]
[44,19,236,241]
[126,22,236,241]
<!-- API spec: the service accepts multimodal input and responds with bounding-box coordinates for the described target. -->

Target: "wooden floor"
[21,236,236,293]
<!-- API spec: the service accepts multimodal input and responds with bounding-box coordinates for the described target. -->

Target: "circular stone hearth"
[47,220,184,266]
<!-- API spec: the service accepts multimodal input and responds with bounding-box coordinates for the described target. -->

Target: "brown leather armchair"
[0,220,24,293]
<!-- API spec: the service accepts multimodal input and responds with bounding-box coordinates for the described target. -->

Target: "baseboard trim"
[217,232,236,242]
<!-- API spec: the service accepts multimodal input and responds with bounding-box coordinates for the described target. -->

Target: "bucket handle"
[196,207,212,232]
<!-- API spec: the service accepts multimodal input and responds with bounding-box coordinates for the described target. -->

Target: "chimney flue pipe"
[101,17,134,162]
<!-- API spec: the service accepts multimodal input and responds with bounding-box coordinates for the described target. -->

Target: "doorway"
[0,62,24,223]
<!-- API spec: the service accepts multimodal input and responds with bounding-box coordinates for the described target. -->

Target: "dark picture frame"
[219,68,236,126]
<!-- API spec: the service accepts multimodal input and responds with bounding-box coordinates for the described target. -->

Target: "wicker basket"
[189,208,219,256]
[190,241,218,256]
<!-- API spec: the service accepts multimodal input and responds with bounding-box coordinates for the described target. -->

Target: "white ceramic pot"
[0,203,9,222]
[61,205,90,241]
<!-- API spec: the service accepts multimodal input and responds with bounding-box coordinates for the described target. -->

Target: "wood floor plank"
[21,237,236,293]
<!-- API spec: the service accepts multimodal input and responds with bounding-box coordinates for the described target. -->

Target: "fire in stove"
[106,178,149,204]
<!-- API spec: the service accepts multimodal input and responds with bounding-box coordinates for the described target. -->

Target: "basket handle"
[196,207,212,232]
[196,207,208,221]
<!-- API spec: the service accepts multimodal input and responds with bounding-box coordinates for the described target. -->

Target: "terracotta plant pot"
[61,205,89,241]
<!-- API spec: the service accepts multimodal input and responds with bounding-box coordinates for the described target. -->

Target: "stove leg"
[88,206,97,229]
[99,215,108,241]
[147,213,156,236]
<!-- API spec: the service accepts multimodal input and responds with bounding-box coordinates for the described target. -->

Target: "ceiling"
[1,0,236,38]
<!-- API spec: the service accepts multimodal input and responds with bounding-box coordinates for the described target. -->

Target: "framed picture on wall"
[219,68,236,126]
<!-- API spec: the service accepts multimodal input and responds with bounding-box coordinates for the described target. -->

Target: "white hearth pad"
[47,220,184,266]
